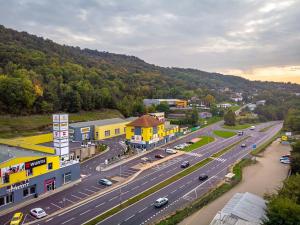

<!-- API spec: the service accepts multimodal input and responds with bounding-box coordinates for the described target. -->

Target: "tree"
[190,107,199,126]
[203,94,216,107]
[290,142,300,174]
[224,109,236,126]
[156,102,170,113]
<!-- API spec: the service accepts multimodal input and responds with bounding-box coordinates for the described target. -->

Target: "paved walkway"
[179,139,291,225]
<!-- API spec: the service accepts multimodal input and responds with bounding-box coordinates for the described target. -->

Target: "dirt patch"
[179,139,291,225]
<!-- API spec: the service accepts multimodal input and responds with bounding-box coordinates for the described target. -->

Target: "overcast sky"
[1,0,299,83]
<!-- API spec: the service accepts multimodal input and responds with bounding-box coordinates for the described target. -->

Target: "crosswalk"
[152,157,184,171]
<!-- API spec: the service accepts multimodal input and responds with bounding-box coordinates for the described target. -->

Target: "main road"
[21,121,281,225]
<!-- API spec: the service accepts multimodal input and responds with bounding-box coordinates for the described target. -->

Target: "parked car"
[165,148,177,154]
[280,159,291,164]
[250,126,256,130]
[154,197,168,208]
[30,208,47,219]
[174,145,184,150]
[98,178,112,186]
[181,161,190,168]
[155,154,165,159]
[10,212,23,225]
[237,131,244,136]
[199,174,208,181]
[241,143,247,148]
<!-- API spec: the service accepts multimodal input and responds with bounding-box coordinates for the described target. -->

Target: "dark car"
[155,154,165,159]
[181,161,190,168]
[199,174,208,181]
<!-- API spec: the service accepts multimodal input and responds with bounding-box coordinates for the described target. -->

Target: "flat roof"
[0,144,49,164]
[69,117,137,128]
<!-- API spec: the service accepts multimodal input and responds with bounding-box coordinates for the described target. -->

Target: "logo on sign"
[25,158,47,169]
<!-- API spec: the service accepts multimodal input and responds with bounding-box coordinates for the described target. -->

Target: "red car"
[155,154,165,159]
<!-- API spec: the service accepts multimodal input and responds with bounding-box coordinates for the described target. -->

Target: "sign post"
[53,114,69,157]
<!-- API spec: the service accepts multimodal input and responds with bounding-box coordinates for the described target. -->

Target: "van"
[165,148,177,154]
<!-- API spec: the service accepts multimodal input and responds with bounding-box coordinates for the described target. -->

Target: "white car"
[250,126,256,130]
[165,148,177,154]
[154,197,168,208]
[30,208,47,219]
[174,145,184,150]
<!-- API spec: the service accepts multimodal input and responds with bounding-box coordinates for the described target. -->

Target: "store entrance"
[44,178,56,192]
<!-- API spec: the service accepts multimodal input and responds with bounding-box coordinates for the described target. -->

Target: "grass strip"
[213,130,236,138]
[223,123,253,130]
[156,158,254,225]
[183,136,215,152]
[251,131,281,156]
[259,124,275,132]
[84,138,245,225]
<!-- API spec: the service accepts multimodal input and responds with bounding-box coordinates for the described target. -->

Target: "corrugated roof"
[69,117,137,128]
[127,115,163,127]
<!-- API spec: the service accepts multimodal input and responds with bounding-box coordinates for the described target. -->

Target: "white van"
[165,148,177,154]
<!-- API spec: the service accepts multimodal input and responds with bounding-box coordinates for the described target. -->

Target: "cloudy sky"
[1,0,300,83]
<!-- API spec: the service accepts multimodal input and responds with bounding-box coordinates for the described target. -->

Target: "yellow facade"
[94,122,128,140]
[0,156,60,188]
[125,124,166,142]
[176,100,187,108]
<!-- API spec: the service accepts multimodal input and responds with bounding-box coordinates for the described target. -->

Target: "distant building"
[143,99,187,108]
[148,112,165,122]
[256,100,266,106]
[125,115,178,149]
[231,93,243,102]
[247,104,257,111]
[199,112,212,119]
[209,192,266,225]
[217,103,232,108]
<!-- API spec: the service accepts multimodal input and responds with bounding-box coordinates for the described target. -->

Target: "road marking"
[132,186,139,190]
[80,209,91,216]
[61,217,75,224]
[91,185,101,190]
[95,202,105,208]
[85,188,96,193]
[179,185,185,189]
[139,207,147,213]
[78,191,89,196]
[45,218,53,222]
[51,202,62,209]
[71,194,82,199]
[64,198,75,204]
[150,177,156,181]
[141,181,148,186]
[124,214,134,221]
[171,189,177,194]
[109,196,118,201]
[122,190,129,195]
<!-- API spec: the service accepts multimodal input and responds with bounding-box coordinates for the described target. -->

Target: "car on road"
[199,174,208,181]
[155,154,165,159]
[154,197,168,208]
[241,143,247,148]
[250,125,256,130]
[98,178,113,186]
[181,161,190,168]
[238,131,244,136]
[280,159,291,164]
[165,148,177,154]
[280,154,290,161]
[30,208,47,219]
[10,212,23,225]
[174,144,184,150]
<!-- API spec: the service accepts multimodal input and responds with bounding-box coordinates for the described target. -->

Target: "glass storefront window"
[64,172,72,184]
[0,193,13,207]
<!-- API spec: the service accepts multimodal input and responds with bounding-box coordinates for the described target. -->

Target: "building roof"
[69,117,137,128]
[210,192,266,225]
[127,115,163,127]
[0,144,49,164]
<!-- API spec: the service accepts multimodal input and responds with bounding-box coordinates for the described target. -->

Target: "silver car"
[154,197,168,208]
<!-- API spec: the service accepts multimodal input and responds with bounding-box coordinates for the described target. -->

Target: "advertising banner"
[25,157,47,169]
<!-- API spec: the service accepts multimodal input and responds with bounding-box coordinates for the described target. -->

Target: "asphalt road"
[14,121,282,225]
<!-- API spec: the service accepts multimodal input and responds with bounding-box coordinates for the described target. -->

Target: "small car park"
[154,197,168,208]
[98,178,113,186]
[10,212,23,225]
[30,208,47,219]
[165,148,177,154]
[199,174,208,181]
[181,161,190,168]
[155,154,165,159]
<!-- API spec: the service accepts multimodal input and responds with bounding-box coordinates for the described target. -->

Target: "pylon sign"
[53,114,69,156]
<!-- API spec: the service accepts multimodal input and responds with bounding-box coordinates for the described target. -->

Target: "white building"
[217,103,232,108]
[210,192,266,225]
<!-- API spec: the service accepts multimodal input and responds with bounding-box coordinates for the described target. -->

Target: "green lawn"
[229,105,241,112]
[199,116,222,128]
[183,136,215,152]
[223,123,252,130]
[0,109,122,138]
[213,130,236,138]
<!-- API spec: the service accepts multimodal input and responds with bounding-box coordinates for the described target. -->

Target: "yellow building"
[126,115,179,149]
[176,100,187,108]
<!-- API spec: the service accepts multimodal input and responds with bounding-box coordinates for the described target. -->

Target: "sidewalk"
[179,139,291,225]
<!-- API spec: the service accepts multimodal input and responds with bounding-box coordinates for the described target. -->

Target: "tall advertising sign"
[53,114,69,156]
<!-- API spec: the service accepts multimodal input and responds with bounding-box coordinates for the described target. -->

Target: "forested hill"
[0,25,299,116]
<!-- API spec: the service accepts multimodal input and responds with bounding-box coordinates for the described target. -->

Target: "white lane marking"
[71,194,82,199]
[91,185,101,190]
[79,209,91,216]
[21,214,28,225]
[109,196,118,201]
[51,202,62,209]
[61,217,75,224]
[78,191,89,196]
[45,218,53,222]
[150,177,156,181]
[171,189,177,194]
[179,185,185,189]
[64,198,75,204]
[139,207,148,213]
[132,186,139,190]
[141,181,148,186]
[85,188,96,193]
[95,202,105,208]
[124,214,134,221]
[122,190,129,195]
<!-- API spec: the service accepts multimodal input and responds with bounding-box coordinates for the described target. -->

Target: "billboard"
[53,114,69,156]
